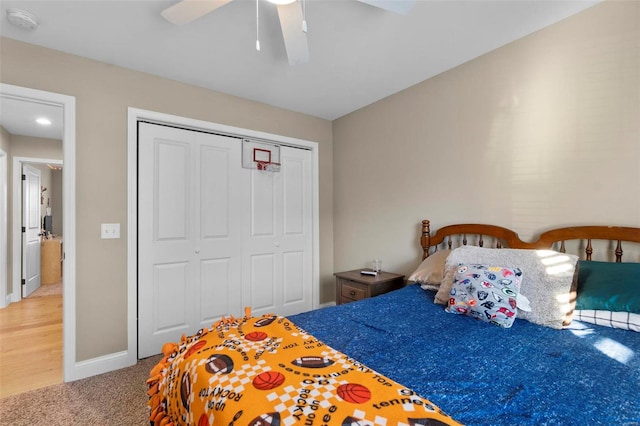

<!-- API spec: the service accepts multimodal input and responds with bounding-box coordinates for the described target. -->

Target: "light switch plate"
[101,223,120,239]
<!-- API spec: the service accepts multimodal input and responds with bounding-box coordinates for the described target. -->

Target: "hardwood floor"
[0,283,63,398]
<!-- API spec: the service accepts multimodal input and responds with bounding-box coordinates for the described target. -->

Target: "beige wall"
[0,126,10,153]
[0,38,334,361]
[333,0,640,280]
[9,135,63,160]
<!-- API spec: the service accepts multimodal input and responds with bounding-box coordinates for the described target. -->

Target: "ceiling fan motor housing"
[6,8,39,31]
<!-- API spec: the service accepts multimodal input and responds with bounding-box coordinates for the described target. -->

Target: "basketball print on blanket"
[252,371,286,391]
[148,313,462,426]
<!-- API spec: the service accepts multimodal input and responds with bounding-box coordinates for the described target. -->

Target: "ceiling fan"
[161,0,416,66]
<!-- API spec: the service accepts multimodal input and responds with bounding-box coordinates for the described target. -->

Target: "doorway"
[0,83,77,384]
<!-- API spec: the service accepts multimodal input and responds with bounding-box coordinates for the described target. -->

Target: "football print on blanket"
[249,412,281,426]
[205,354,234,375]
[291,355,335,368]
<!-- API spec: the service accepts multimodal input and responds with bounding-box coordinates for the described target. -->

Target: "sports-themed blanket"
[147,310,462,426]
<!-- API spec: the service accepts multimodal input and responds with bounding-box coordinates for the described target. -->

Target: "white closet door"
[138,123,245,358]
[138,123,313,358]
[243,146,313,317]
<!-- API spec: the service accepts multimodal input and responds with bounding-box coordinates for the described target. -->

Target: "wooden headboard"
[421,219,640,262]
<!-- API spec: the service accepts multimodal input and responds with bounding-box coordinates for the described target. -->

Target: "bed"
[148,220,640,426]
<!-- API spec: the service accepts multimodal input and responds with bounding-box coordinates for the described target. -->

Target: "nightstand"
[334,270,405,305]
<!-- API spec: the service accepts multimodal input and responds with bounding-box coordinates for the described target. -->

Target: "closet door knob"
[195,248,200,254]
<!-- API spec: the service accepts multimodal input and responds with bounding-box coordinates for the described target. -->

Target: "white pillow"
[573,310,640,332]
[435,246,579,329]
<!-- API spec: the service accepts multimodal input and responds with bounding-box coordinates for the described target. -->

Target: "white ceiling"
[0,95,63,140]
[1,0,600,125]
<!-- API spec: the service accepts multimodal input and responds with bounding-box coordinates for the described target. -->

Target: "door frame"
[127,108,320,360]
[0,83,77,381]
[13,158,62,300]
[0,149,7,307]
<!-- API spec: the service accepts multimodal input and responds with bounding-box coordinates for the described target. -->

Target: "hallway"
[0,282,62,398]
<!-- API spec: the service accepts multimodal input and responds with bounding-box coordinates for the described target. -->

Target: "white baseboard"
[66,350,137,382]
[318,301,336,309]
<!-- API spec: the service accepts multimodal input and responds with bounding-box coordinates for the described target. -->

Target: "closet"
[137,123,313,358]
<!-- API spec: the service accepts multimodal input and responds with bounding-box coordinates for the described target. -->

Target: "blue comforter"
[290,284,640,426]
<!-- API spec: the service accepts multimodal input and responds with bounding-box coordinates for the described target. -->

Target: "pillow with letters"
[445,264,523,328]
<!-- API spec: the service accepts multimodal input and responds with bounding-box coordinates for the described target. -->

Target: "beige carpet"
[0,355,162,426]
[28,282,63,298]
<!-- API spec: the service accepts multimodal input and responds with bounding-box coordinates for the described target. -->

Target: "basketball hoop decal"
[253,148,272,164]
[243,139,281,172]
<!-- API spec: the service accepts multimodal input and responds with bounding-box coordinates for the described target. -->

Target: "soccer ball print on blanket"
[446,264,523,328]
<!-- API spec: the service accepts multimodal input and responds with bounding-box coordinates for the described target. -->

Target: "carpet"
[0,355,162,426]
[28,282,62,298]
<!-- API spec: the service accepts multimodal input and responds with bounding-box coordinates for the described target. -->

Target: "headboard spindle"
[586,239,593,261]
[615,241,623,262]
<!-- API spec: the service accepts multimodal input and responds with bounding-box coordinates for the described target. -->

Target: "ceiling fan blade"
[276,2,310,66]
[161,0,234,25]
[356,0,416,15]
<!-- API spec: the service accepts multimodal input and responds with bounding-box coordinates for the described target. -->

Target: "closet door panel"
[278,147,313,313]
[245,146,312,317]
[139,123,244,358]
[196,135,245,328]
[200,257,234,325]
[154,262,189,331]
[249,253,276,312]
[200,146,230,239]
[251,175,276,237]
[155,141,189,241]
[283,250,304,304]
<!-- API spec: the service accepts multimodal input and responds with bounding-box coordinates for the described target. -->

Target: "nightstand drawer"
[334,270,405,306]
[341,283,366,301]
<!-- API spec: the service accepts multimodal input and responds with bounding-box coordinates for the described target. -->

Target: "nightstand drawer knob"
[349,290,356,296]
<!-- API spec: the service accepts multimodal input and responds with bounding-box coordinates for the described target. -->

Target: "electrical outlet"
[101,223,120,239]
